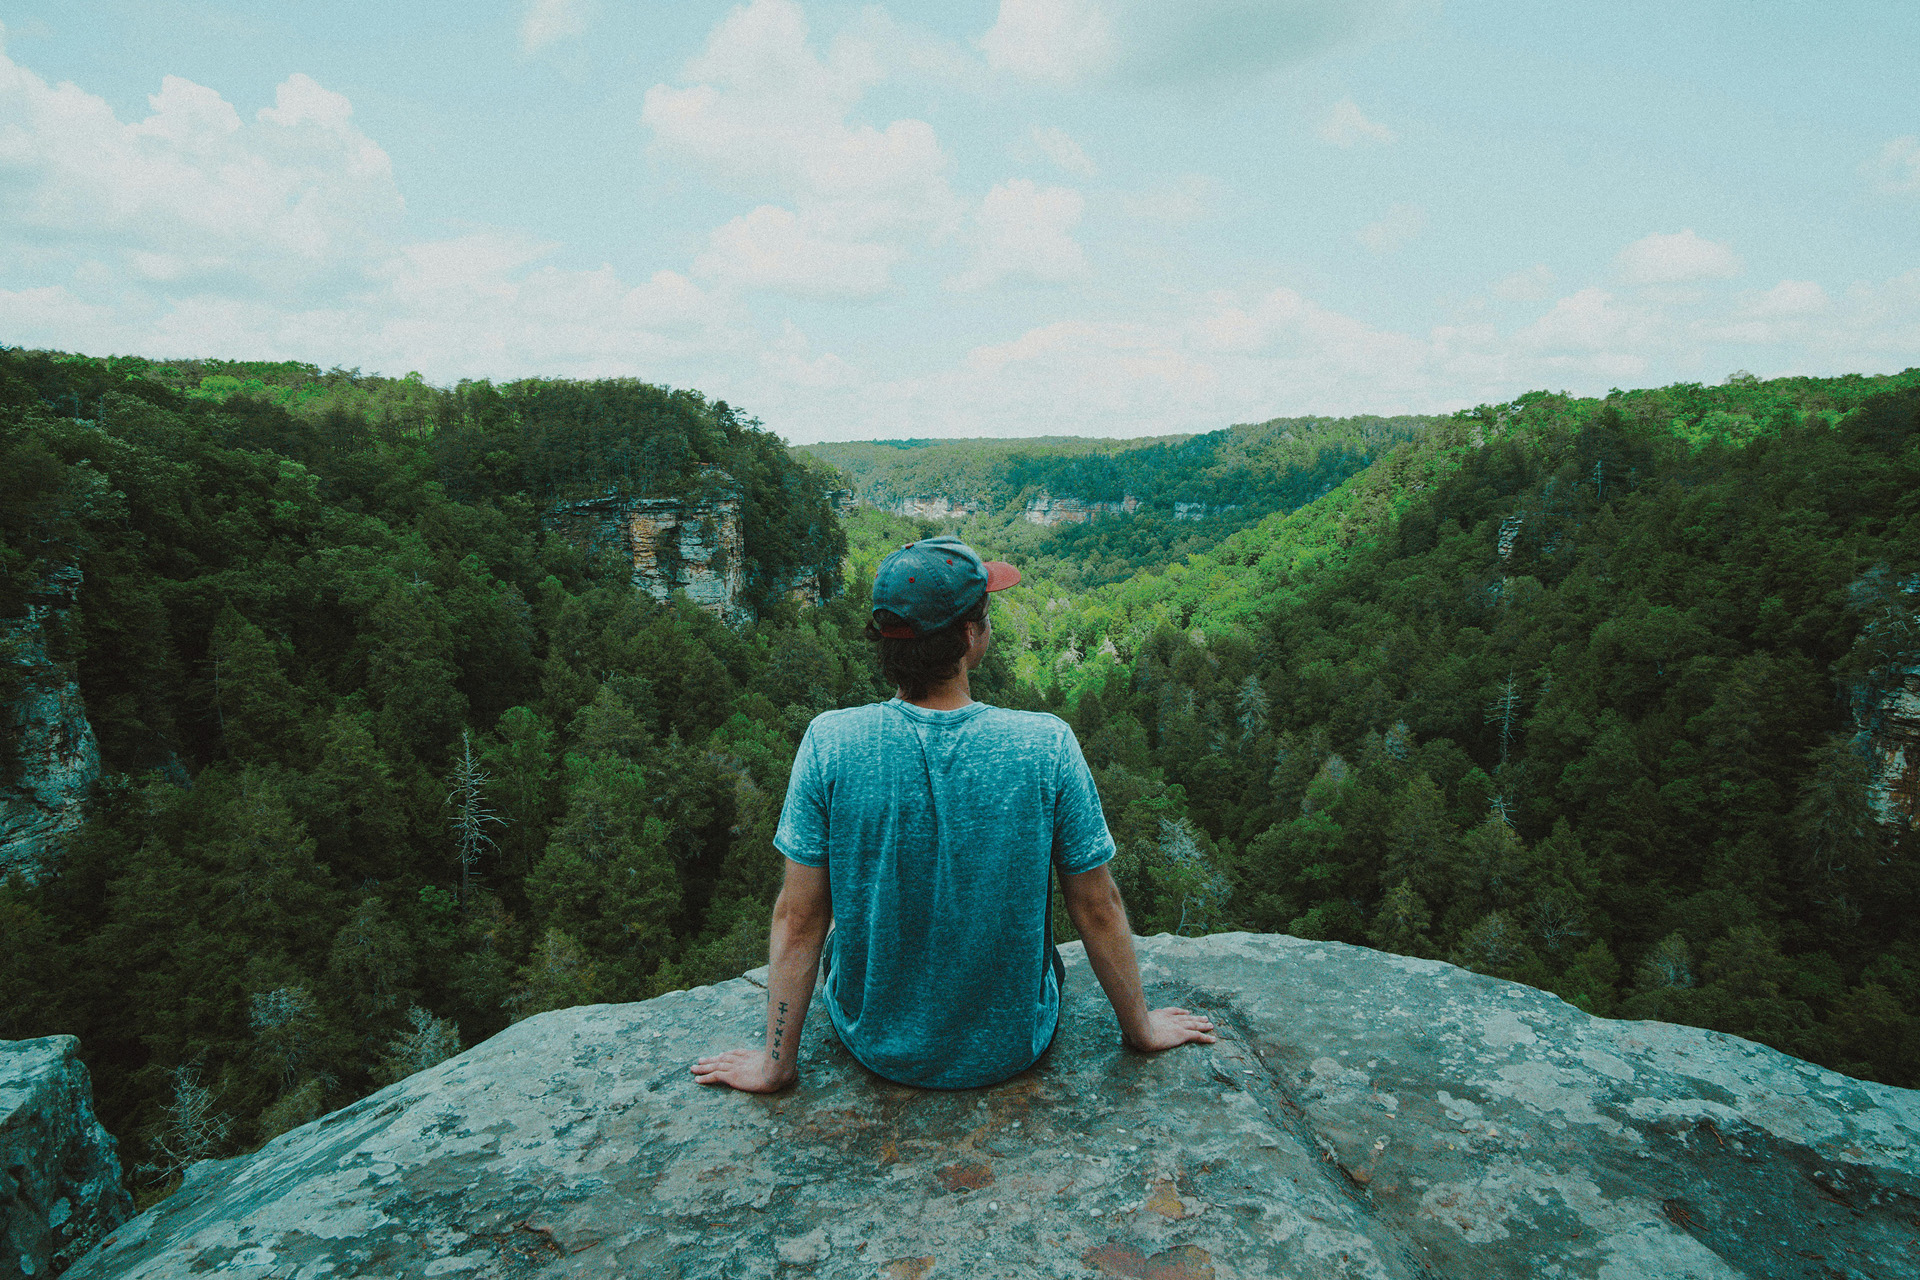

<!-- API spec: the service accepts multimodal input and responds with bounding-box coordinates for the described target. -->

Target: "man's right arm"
[1058,863,1216,1051]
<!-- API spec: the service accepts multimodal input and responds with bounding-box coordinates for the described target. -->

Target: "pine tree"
[505,928,603,1022]
[305,709,404,885]
[327,895,416,1020]
[208,605,304,762]
[374,1006,463,1084]
[248,985,321,1091]
[1368,879,1433,957]
[1234,674,1269,739]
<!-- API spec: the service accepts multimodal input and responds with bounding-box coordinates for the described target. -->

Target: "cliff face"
[1,1036,132,1278]
[891,496,987,521]
[0,565,101,885]
[1849,573,1920,832]
[69,934,1920,1280]
[1023,490,1139,526]
[1172,502,1238,521]
[543,471,841,623]
[543,473,751,626]
[1860,661,1919,831]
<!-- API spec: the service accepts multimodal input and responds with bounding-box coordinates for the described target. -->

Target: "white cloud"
[0,44,743,384]
[1830,269,1920,358]
[1746,279,1829,319]
[1493,264,1554,302]
[1318,98,1395,147]
[641,0,950,216]
[0,284,116,338]
[641,0,959,298]
[694,204,900,297]
[950,179,1087,290]
[762,320,857,389]
[1865,136,1920,196]
[520,0,594,54]
[1117,173,1224,223]
[1028,125,1097,178]
[1698,272,1920,357]
[1613,229,1742,286]
[1358,202,1425,254]
[978,0,1118,84]
[1195,287,1420,366]
[0,51,401,293]
[978,0,1404,87]
[1515,287,1645,354]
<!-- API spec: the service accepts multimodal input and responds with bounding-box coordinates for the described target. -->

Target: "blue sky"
[2,1,1916,442]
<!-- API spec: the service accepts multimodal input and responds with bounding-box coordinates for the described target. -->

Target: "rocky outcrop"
[1023,491,1139,526]
[1860,662,1919,831]
[1849,572,1920,831]
[1172,502,1239,521]
[1,565,101,885]
[68,934,1920,1279]
[542,471,750,625]
[891,496,987,522]
[2,1037,132,1278]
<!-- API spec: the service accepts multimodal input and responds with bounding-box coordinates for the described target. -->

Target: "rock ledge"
[70,934,1920,1279]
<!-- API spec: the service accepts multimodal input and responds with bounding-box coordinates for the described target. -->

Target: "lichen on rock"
[66,934,1920,1279]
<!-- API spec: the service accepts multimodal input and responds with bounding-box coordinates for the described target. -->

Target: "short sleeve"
[1050,725,1116,874]
[774,723,829,867]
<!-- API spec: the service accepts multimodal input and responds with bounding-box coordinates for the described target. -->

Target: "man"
[692,535,1214,1093]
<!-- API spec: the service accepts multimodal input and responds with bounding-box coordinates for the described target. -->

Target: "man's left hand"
[691,1048,797,1093]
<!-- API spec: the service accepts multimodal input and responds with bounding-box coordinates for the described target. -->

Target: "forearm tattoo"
[770,1000,790,1061]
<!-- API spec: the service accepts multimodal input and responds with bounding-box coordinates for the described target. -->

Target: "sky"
[1,1,1917,444]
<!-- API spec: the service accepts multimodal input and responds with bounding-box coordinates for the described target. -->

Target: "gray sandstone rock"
[67,934,1920,1279]
[1,1037,132,1279]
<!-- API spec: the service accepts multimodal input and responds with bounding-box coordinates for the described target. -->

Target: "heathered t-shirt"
[774,698,1116,1089]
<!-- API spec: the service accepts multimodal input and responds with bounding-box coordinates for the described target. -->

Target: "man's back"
[776,698,1114,1088]
[694,534,1211,1098]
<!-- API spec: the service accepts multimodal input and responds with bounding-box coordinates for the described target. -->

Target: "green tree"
[505,928,603,1022]
[303,709,404,885]
[208,605,304,762]
[529,755,681,991]
[327,895,416,1020]
[484,706,559,878]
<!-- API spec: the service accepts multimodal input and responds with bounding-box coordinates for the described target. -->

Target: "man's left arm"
[691,858,832,1093]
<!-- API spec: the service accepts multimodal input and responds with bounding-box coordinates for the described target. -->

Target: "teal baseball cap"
[872,535,1021,637]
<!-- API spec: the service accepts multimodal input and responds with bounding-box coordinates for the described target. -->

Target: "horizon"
[3,2,1918,444]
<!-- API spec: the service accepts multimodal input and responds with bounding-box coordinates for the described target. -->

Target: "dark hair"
[865,595,987,700]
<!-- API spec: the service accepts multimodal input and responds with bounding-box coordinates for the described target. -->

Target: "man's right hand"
[1125,1006,1217,1052]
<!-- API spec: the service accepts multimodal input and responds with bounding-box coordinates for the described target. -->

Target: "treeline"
[0,348,878,1195]
[805,413,1430,590]
[804,413,1427,514]
[1006,370,1920,1087]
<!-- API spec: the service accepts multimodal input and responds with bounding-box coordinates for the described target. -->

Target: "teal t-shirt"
[774,699,1116,1089]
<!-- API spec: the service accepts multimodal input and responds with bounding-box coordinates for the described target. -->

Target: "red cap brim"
[984,561,1021,592]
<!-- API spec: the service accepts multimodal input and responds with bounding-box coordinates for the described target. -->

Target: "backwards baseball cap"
[871,535,1021,638]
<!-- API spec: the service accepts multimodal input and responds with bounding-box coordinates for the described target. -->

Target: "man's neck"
[903,671,973,711]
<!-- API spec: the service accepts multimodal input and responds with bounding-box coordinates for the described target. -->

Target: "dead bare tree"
[446,728,504,907]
